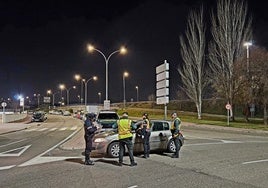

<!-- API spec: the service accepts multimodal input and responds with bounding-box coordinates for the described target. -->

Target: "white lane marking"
[38,128,48,131]
[242,159,268,165]
[49,128,57,131]
[128,185,138,188]
[25,128,37,132]
[0,145,31,157]
[0,139,27,148]
[59,127,67,131]
[0,165,16,170]
[19,128,81,167]
[70,126,77,130]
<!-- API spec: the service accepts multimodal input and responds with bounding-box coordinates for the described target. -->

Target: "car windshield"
[98,113,119,120]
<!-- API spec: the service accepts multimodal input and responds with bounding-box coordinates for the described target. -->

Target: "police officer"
[84,113,98,165]
[170,112,181,158]
[117,112,137,167]
[141,113,151,158]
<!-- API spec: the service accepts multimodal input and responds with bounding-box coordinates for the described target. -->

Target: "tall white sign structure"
[156,60,169,119]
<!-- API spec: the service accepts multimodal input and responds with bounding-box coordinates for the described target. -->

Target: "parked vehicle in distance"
[96,110,119,131]
[32,111,47,122]
[63,111,71,116]
[92,120,184,158]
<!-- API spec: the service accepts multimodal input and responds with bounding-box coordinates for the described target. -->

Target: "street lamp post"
[123,72,129,109]
[244,42,252,74]
[135,86,139,102]
[74,74,84,105]
[87,44,127,103]
[66,86,76,106]
[83,76,98,108]
[98,92,102,104]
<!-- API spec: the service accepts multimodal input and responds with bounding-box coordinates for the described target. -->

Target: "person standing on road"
[84,113,99,165]
[141,113,151,158]
[117,112,137,167]
[170,112,181,158]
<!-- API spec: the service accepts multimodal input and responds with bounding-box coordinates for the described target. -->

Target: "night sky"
[0,0,267,104]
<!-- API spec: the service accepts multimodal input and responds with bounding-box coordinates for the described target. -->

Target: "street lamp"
[135,86,139,102]
[244,42,252,74]
[59,84,76,106]
[83,76,98,107]
[74,74,84,105]
[123,71,129,109]
[87,44,127,103]
[98,92,102,104]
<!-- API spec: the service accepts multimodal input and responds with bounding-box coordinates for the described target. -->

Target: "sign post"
[225,103,232,126]
[156,60,169,120]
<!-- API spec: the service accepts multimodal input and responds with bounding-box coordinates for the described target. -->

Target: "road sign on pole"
[156,60,169,119]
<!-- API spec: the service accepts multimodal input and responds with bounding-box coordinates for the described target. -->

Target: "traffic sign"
[1,102,7,107]
[225,103,231,110]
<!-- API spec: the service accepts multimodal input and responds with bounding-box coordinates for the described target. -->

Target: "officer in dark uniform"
[170,112,181,158]
[141,113,151,158]
[84,113,98,165]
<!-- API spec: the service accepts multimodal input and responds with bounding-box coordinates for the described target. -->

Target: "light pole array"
[123,71,129,109]
[87,44,127,103]
[83,76,98,107]
[135,86,139,102]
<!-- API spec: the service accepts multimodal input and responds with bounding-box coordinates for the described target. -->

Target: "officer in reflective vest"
[117,112,137,167]
[170,112,181,158]
[141,113,151,158]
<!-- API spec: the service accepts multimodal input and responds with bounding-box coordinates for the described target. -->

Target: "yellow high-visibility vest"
[118,119,132,139]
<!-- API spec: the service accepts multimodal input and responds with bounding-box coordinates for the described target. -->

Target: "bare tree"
[209,0,252,120]
[179,7,207,119]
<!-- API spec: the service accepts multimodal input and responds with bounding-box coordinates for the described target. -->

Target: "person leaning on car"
[170,112,181,158]
[116,112,137,167]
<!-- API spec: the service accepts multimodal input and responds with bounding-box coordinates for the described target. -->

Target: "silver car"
[92,119,184,158]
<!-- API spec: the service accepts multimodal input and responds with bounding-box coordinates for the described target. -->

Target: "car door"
[149,121,171,150]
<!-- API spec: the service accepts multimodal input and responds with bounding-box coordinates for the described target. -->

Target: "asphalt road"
[0,115,267,188]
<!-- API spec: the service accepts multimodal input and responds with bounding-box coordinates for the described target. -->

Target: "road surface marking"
[38,128,48,131]
[0,139,27,148]
[0,145,31,157]
[49,128,57,131]
[242,159,268,165]
[70,126,77,130]
[19,128,80,167]
[59,127,67,131]
[0,165,16,170]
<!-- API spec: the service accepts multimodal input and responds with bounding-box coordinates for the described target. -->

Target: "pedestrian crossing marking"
[49,128,57,131]
[38,128,48,131]
[70,126,77,130]
[23,126,78,132]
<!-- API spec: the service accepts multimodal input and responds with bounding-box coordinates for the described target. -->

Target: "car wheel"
[167,140,176,153]
[107,142,121,158]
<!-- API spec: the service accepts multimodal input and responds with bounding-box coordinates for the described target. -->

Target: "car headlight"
[94,138,107,143]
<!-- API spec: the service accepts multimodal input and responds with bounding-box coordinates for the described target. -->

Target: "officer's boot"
[85,154,94,165]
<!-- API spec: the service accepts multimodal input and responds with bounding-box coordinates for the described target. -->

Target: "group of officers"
[83,111,182,166]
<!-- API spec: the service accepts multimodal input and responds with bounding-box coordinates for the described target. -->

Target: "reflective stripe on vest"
[118,119,132,139]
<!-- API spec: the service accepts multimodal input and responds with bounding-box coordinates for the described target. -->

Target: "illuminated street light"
[87,44,127,105]
[74,74,84,105]
[98,92,102,104]
[59,84,76,106]
[83,76,98,107]
[123,71,129,109]
[135,86,139,102]
[244,42,252,74]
